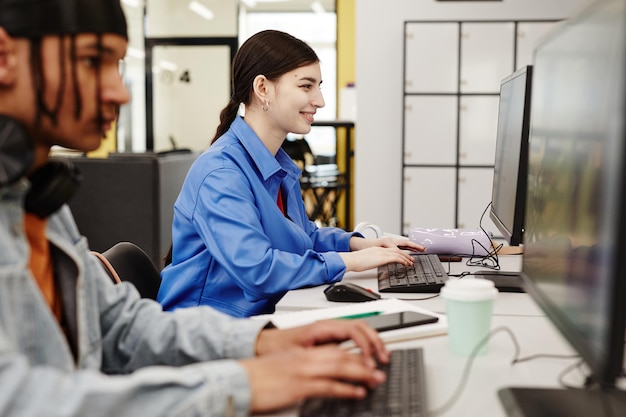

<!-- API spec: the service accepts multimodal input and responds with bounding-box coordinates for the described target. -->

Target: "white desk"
[276,255,543,317]
[266,255,588,417]
[390,314,580,417]
[263,315,581,417]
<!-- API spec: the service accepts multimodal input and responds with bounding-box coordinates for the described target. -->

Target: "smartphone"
[361,311,439,332]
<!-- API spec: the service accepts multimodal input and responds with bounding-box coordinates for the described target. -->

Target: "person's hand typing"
[255,319,389,368]
[349,236,425,253]
[241,345,386,413]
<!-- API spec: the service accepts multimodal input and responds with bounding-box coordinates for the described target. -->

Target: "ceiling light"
[121,0,142,8]
[126,47,145,60]
[158,60,178,72]
[311,0,325,13]
[189,0,214,20]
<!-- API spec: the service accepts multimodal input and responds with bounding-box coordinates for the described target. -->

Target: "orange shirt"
[24,213,62,322]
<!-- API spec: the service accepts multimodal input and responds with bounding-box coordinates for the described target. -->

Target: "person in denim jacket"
[0,1,389,416]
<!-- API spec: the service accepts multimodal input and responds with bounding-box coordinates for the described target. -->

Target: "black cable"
[429,326,583,417]
[465,201,502,270]
[512,352,580,365]
[556,358,588,389]
[397,293,441,301]
[429,327,518,416]
[448,271,471,278]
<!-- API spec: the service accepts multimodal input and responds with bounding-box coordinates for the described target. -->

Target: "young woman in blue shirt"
[158,30,424,318]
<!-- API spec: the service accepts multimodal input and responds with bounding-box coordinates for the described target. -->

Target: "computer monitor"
[489,65,532,247]
[499,0,626,414]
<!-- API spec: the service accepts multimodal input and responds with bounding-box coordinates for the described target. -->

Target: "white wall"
[354,0,595,235]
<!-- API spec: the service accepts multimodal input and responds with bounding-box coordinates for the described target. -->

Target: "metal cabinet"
[401,19,560,236]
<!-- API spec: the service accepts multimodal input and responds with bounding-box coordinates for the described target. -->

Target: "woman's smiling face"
[266,62,325,137]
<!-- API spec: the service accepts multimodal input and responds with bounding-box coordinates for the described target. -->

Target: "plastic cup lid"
[440,278,498,302]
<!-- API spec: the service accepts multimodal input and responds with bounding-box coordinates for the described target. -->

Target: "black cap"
[0,0,127,39]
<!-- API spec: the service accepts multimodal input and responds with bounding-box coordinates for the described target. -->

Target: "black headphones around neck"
[0,116,34,186]
[0,116,82,218]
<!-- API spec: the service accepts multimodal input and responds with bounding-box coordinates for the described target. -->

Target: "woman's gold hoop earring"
[263,101,269,112]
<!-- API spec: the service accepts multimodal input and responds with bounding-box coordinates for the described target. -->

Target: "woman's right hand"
[240,345,386,413]
[339,246,416,272]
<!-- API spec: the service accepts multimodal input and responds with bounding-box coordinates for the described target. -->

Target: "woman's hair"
[210,29,319,145]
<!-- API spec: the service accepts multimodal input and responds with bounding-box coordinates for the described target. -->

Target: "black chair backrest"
[98,242,162,300]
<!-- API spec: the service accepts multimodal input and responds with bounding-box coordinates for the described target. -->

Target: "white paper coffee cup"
[441,278,498,356]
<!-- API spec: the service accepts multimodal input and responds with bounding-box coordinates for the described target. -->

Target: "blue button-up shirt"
[158,116,356,317]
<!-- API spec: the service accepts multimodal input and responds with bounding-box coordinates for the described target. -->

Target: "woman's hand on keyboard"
[240,345,387,413]
[349,235,425,253]
[340,245,421,272]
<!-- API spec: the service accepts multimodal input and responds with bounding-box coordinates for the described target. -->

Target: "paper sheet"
[254,298,448,344]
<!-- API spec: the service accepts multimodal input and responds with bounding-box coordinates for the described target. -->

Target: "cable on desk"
[438,257,471,278]
[465,202,502,271]
[397,293,441,301]
[557,358,588,389]
[429,326,584,417]
[512,352,580,365]
[557,361,621,417]
[429,326,519,416]
[395,273,470,301]
[448,271,471,278]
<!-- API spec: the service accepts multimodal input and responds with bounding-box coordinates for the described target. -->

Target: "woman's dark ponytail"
[210,99,240,145]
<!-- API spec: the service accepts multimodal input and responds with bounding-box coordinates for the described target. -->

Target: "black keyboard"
[378,253,449,293]
[300,347,428,417]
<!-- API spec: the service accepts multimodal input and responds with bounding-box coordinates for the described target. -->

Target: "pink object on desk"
[408,228,493,256]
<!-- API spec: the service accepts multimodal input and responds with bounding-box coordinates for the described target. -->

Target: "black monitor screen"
[489,65,532,246]
[523,0,626,389]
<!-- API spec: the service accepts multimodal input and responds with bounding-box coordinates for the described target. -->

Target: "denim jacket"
[0,179,267,417]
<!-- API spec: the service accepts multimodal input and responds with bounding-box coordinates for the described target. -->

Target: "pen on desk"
[338,311,383,320]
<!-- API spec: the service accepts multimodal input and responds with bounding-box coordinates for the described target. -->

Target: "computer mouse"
[324,282,382,302]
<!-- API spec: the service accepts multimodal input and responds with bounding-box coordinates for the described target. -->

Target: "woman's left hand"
[349,236,425,252]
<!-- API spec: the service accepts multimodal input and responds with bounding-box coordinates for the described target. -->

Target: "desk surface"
[267,255,589,417]
[263,315,581,417]
[276,255,542,317]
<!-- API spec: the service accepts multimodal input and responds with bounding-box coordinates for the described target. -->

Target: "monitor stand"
[495,245,524,255]
[499,387,626,417]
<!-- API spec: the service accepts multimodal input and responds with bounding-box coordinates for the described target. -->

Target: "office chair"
[93,242,162,300]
